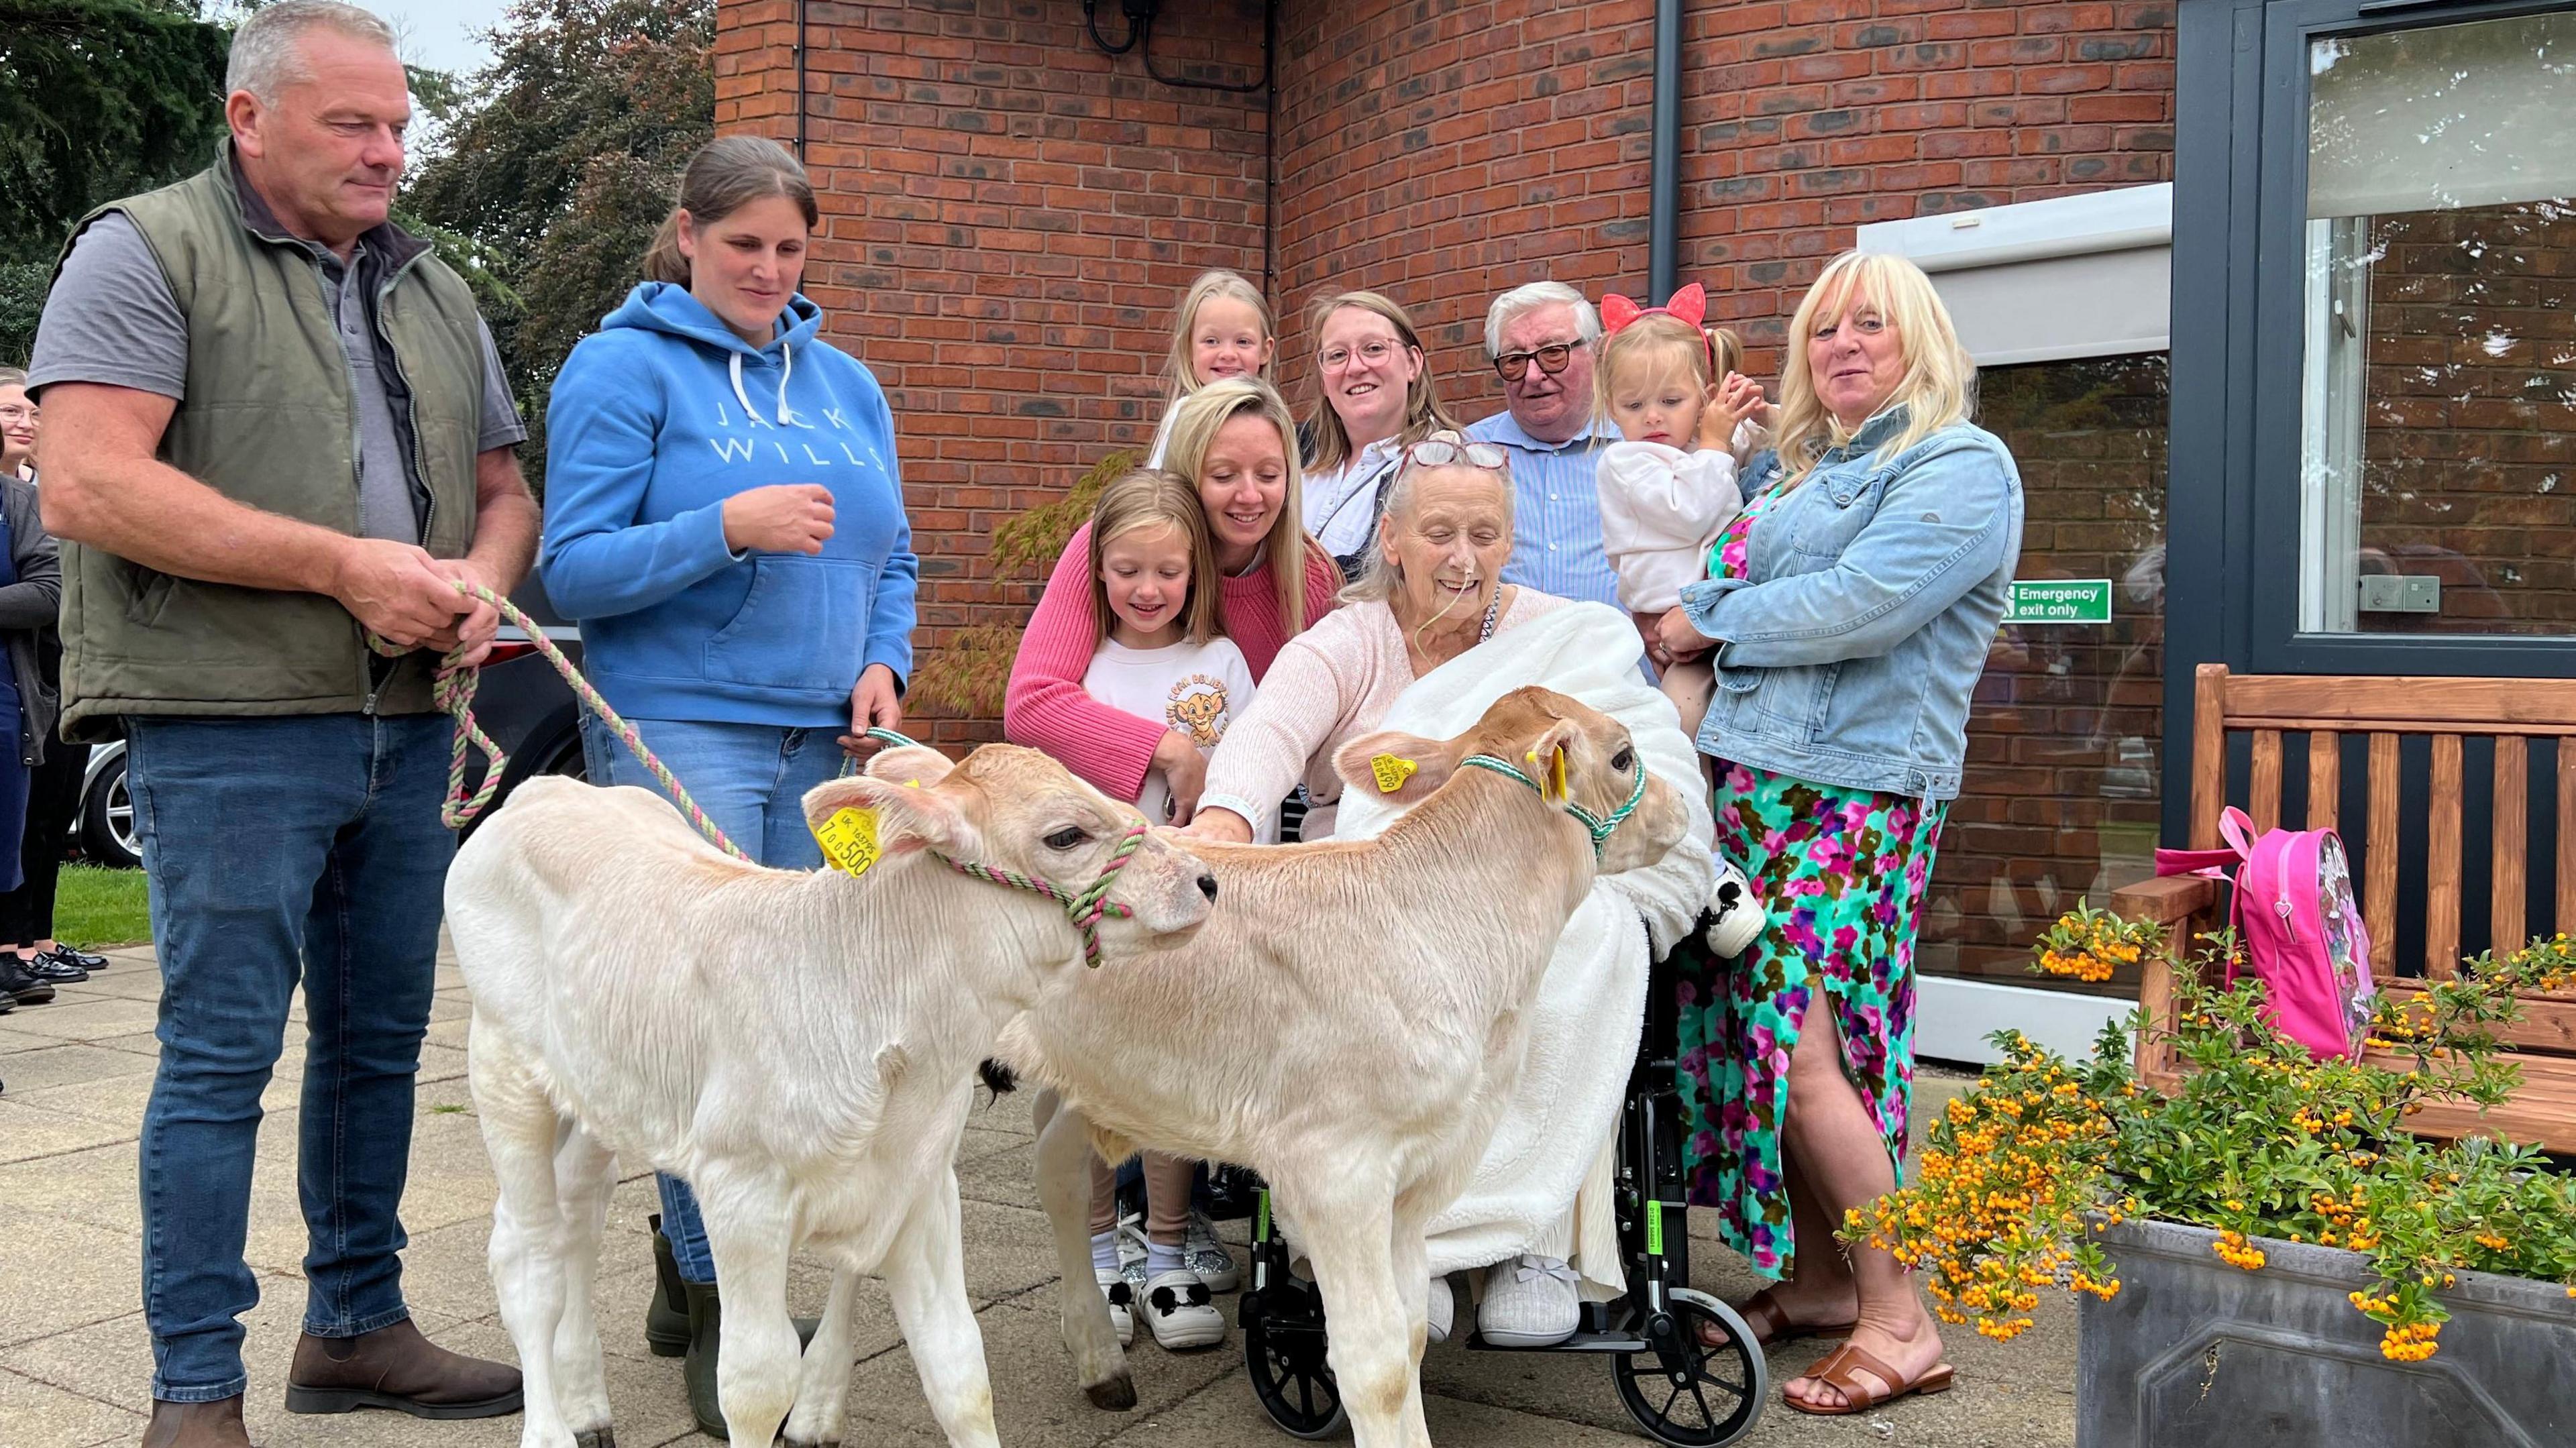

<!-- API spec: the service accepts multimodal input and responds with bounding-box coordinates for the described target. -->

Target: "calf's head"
[1332,686,1689,875]
[800,742,1216,956]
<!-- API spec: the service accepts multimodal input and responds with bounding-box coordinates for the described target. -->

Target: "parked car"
[73,580,587,869]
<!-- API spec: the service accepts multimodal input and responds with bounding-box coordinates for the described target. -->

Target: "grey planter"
[2077,1216,2576,1447]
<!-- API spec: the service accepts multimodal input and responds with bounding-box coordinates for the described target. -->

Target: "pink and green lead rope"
[382,581,1143,964]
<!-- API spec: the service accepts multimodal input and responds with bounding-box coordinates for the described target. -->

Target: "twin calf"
[446,686,1688,1448]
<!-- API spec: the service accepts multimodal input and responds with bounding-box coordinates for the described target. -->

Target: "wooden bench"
[2110,664,2576,1152]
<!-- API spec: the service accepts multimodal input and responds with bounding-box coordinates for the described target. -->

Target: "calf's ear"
[1517,718,1585,803]
[800,775,976,863]
[865,743,957,786]
[1331,728,1460,805]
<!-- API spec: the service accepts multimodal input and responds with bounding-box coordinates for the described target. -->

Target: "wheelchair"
[1232,932,1768,1445]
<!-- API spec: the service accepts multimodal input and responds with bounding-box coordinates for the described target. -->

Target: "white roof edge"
[1855,183,2175,274]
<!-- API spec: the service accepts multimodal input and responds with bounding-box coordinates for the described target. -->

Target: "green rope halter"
[861,726,1145,968]
[1456,748,1649,862]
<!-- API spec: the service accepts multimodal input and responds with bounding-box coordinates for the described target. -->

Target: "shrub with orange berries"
[1845,925,2576,1359]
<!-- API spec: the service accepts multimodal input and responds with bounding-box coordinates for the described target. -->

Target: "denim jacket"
[1679,408,2023,801]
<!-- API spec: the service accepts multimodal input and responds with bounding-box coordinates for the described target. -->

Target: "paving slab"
[0,1366,147,1447]
[1,950,2078,1448]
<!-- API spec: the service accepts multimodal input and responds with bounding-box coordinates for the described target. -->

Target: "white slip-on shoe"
[1142,1268,1227,1351]
[1704,859,1764,958]
[1477,1254,1580,1347]
[1425,1274,1454,1345]
[1183,1207,1243,1292]
[1095,1267,1136,1347]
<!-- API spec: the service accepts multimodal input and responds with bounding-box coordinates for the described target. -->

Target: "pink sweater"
[1003,521,1342,801]
[1198,587,1570,841]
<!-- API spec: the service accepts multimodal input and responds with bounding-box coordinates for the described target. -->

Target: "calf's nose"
[1196,873,1219,901]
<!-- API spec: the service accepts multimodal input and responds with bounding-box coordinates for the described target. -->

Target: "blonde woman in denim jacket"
[1654,252,2023,1418]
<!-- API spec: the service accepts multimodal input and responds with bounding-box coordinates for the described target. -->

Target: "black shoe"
[0,955,55,1005]
[19,952,88,985]
[44,944,108,972]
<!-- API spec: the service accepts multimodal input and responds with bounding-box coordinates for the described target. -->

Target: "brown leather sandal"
[1781,1341,1955,1416]
[1693,1286,1859,1349]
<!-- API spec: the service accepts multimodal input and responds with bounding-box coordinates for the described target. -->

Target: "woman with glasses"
[1183,431,1717,1351]
[1299,291,1460,581]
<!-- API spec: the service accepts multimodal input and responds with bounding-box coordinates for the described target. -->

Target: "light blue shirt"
[1466,408,1624,610]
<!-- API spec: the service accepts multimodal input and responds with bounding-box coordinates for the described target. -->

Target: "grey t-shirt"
[28,212,525,543]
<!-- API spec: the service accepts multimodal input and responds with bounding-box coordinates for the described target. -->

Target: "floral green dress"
[1674,486,1949,1278]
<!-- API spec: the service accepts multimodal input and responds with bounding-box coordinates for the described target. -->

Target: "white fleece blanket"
[1334,602,1715,1291]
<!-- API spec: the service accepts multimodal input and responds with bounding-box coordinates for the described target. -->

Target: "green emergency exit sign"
[2004,579,2112,624]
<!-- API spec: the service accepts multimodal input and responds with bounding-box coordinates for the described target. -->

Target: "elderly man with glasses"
[1466,280,1624,614]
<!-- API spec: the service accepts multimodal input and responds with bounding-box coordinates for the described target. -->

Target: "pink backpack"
[2155,805,2377,1060]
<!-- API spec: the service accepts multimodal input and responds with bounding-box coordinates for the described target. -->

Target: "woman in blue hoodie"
[539,135,917,1420]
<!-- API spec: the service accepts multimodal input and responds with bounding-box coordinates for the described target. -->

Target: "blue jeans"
[128,714,453,1402]
[578,712,843,1282]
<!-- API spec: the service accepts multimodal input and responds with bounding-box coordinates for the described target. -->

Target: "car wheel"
[80,750,143,870]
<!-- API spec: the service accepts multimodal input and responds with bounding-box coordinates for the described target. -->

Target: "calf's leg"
[782,1263,863,1448]
[470,1021,579,1448]
[696,1175,802,1447]
[1277,1174,1432,1448]
[550,1124,618,1447]
[884,1168,1002,1447]
[1032,1091,1134,1410]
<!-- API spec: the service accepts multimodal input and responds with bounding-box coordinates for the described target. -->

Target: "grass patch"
[54,864,151,950]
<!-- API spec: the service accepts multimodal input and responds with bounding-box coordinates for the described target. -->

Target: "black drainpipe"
[1646,0,1682,300]
[794,0,810,160]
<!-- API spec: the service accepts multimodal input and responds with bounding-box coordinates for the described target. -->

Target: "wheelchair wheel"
[1243,1308,1346,1439]
[1608,1289,1766,1447]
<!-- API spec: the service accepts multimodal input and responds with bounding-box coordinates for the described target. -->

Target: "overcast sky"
[358,0,513,79]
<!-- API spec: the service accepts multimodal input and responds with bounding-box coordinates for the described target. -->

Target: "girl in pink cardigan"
[1004,376,1336,1307]
[1006,378,1338,813]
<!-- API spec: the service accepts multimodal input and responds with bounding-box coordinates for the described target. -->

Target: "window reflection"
[1918,353,2168,997]
[2301,14,2576,636]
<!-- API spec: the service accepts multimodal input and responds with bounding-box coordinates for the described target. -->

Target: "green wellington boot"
[645,1217,690,1357]
[674,1258,824,1439]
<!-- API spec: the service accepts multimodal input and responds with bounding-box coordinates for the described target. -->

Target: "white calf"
[446,745,1214,1448]
[1004,687,1692,1448]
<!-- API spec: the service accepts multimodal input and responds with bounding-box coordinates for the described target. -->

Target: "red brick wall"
[717,0,2181,746]
[1266,0,2175,421]
[713,0,1272,745]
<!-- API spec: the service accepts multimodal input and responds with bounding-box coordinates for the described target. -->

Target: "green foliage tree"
[402,0,715,491]
[0,0,231,362]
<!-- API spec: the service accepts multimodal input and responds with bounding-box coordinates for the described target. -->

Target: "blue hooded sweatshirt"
[541,284,917,729]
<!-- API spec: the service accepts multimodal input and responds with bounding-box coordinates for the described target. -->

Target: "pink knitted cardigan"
[1002,521,1341,801]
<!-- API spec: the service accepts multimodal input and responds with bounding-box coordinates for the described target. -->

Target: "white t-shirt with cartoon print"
[1083,635,1265,836]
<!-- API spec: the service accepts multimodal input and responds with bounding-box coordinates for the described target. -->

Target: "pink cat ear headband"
[1599,283,1717,368]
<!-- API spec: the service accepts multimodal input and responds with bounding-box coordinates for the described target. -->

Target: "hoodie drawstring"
[727,341,798,428]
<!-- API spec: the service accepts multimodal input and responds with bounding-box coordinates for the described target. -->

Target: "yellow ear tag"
[906,779,922,789]
[1526,746,1569,800]
[1370,753,1418,794]
[814,807,883,877]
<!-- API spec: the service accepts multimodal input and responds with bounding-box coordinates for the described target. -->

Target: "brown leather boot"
[142,1396,254,1448]
[282,1318,522,1419]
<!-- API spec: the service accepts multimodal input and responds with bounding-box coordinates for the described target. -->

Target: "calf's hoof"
[1083,1371,1138,1412]
[783,1440,840,1448]
[574,1431,616,1448]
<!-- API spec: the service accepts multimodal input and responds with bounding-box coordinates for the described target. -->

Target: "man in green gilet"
[26,5,538,1443]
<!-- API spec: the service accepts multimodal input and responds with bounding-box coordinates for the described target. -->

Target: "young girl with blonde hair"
[1145,269,1278,468]
[1073,467,1260,1353]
